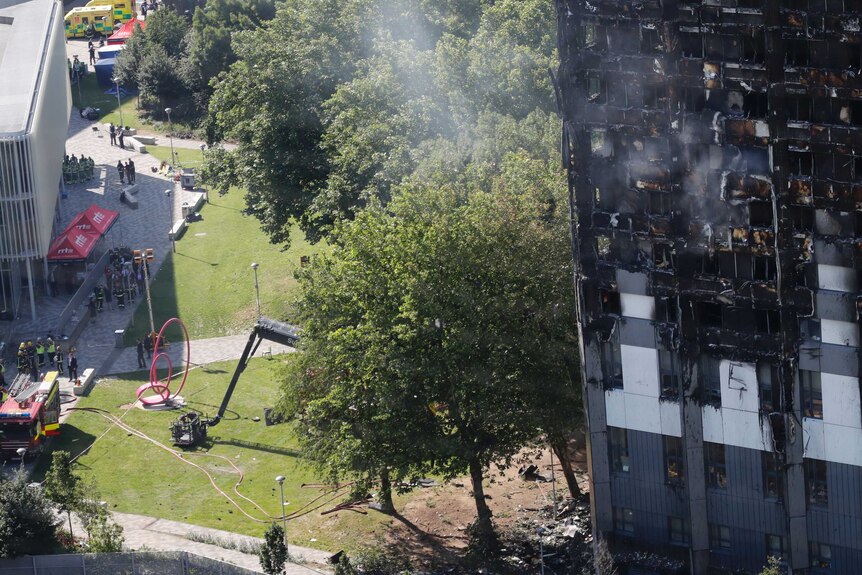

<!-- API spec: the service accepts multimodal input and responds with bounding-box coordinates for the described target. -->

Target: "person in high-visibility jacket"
[46,337,56,367]
[35,339,46,368]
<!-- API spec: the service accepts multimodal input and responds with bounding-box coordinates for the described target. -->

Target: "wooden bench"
[73,368,96,396]
[125,137,147,153]
[121,190,139,209]
[169,218,186,241]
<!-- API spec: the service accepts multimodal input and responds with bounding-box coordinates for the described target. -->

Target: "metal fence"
[0,551,262,575]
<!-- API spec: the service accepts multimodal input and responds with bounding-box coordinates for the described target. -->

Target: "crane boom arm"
[206,317,300,427]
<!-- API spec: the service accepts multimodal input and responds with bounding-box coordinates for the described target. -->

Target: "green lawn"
[124,187,326,344]
[73,72,196,136]
[147,145,204,170]
[36,358,396,550]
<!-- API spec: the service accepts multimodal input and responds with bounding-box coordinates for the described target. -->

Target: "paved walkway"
[66,511,332,574]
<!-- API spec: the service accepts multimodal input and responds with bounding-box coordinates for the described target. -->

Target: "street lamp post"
[16,448,26,471]
[251,262,261,319]
[165,189,175,253]
[164,107,176,167]
[275,475,289,558]
[112,77,124,130]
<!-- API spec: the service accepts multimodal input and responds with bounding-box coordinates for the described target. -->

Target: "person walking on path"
[35,339,46,368]
[55,345,65,375]
[117,161,125,184]
[68,351,78,382]
[128,159,136,184]
[144,334,153,359]
[118,130,125,150]
[88,44,96,65]
[109,123,117,146]
[136,339,146,368]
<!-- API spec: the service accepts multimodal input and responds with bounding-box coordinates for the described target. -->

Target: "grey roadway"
[6,51,331,573]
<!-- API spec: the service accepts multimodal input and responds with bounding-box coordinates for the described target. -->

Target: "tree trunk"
[468,456,498,553]
[68,511,74,542]
[550,434,582,499]
[377,469,395,514]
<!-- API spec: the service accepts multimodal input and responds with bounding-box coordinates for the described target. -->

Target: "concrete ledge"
[134,135,157,145]
[73,368,96,396]
[121,190,139,209]
[169,218,186,241]
[124,183,140,195]
[125,137,147,153]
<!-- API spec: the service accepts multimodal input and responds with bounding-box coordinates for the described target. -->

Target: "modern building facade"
[555,1,862,573]
[0,0,71,319]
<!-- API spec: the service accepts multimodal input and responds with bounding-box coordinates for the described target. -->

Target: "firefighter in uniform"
[46,337,56,368]
[35,339,46,368]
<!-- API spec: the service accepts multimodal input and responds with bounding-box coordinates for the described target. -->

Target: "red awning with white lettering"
[46,229,98,262]
[67,204,118,236]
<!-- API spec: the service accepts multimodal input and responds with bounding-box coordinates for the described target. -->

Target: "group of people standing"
[117,159,136,185]
[62,154,96,184]
[108,123,126,149]
[15,338,78,383]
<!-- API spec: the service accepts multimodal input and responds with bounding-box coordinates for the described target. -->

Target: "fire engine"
[0,371,60,461]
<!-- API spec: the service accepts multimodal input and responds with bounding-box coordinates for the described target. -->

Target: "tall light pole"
[165,189,175,253]
[112,77,124,130]
[251,262,261,319]
[16,448,26,471]
[275,475,289,558]
[164,107,176,167]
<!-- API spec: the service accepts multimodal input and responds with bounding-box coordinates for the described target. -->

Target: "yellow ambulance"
[64,0,136,39]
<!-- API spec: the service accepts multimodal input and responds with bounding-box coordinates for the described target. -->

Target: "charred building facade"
[555,1,862,573]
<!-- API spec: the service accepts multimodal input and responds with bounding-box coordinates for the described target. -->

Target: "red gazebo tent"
[108,18,146,45]
[46,229,99,262]
[67,204,118,236]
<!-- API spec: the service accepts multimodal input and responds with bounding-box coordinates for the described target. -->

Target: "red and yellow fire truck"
[0,371,60,461]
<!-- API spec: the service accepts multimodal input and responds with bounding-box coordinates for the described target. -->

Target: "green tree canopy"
[281,151,578,546]
[0,471,58,557]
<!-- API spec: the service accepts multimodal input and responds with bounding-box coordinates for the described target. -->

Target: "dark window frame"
[709,523,731,552]
[609,426,631,474]
[660,350,680,400]
[668,516,691,545]
[601,329,623,390]
[763,453,785,502]
[664,435,685,485]
[705,442,727,490]
[613,506,634,534]
[805,458,828,507]
[800,369,823,419]
[809,541,832,574]
[699,356,722,407]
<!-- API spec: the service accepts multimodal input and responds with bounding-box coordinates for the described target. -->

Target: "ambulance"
[64,0,136,39]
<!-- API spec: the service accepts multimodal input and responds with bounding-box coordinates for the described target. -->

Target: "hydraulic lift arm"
[205,317,300,427]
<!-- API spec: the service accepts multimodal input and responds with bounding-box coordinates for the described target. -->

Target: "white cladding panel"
[620,293,655,320]
[659,400,681,437]
[621,345,659,397]
[605,389,626,428]
[824,424,862,467]
[822,372,861,429]
[623,393,661,435]
[720,360,759,413]
[820,319,859,347]
[702,405,724,444]
[803,418,826,461]
[722,408,771,452]
[818,264,858,292]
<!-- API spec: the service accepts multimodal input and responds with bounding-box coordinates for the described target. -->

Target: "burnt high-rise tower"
[555,1,862,573]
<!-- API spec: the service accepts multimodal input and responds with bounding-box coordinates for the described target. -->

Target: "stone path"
[65,511,332,574]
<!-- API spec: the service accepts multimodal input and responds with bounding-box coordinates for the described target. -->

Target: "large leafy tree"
[204,0,557,246]
[282,152,579,547]
[0,471,58,557]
